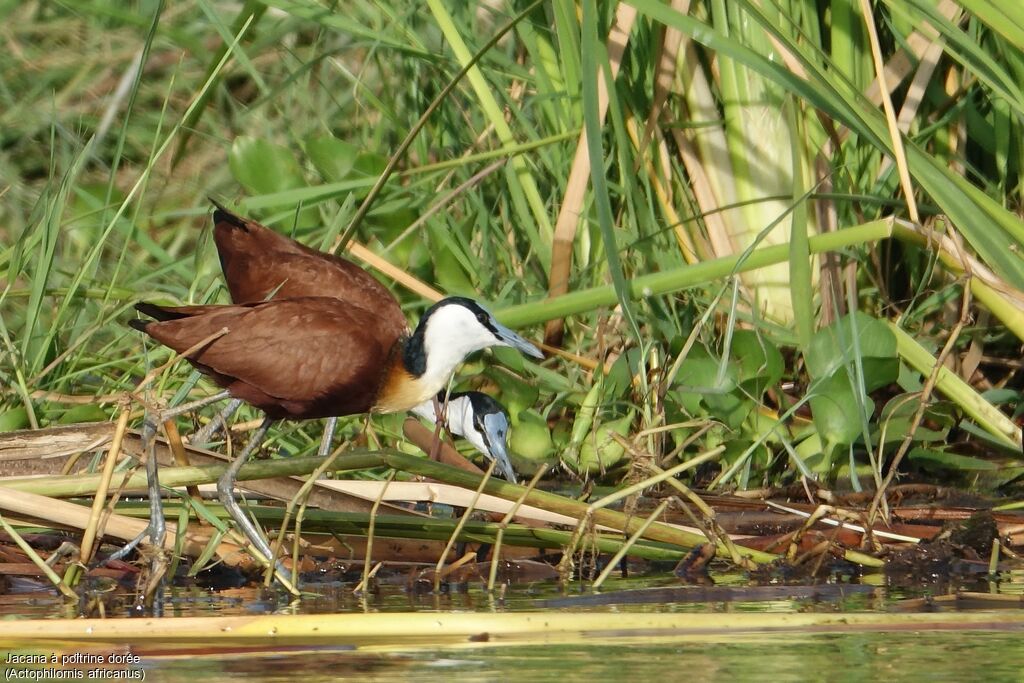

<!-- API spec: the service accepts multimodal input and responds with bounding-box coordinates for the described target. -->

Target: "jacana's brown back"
[136,298,398,419]
[212,207,407,342]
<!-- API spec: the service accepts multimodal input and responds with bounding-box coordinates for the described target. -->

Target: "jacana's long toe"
[191,397,243,447]
[214,418,293,583]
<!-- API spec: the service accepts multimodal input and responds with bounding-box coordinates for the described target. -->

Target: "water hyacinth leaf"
[731,329,784,396]
[705,391,754,432]
[229,136,305,195]
[872,397,956,446]
[805,312,898,391]
[604,348,644,400]
[369,204,418,243]
[56,404,109,424]
[481,365,539,416]
[808,372,868,450]
[981,388,1022,407]
[488,346,527,375]
[568,379,603,458]
[304,134,358,182]
[673,344,737,391]
[508,409,555,475]
[872,417,949,447]
[719,438,757,484]
[669,346,751,429]
[229,136,318,227]
[431,241,474,296]
[427,222,475,296]
[673,345,738,415]
[350,152,389,198]
[570,411,634,476]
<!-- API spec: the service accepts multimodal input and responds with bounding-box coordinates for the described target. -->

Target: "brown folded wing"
[138,297,400,419]
[212,207,407,342]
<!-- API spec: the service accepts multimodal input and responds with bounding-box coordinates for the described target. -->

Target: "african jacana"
[130,295,541,573]
[412,391,516,483]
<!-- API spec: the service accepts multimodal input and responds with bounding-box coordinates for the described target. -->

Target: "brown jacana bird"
[131,291,541,576]
[190,202,406,454]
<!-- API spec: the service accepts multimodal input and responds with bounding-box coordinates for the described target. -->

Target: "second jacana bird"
[130,294,541,572]
[412,391,517,483]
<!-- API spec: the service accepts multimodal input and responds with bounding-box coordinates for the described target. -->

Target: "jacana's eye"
[477,312,488,324]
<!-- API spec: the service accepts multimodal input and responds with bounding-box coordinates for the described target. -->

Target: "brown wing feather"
[136,298,399,419]
[212,206,407,342]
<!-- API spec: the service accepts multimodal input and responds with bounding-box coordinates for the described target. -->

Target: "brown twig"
[868,275,972,525]
[78,400,132,567]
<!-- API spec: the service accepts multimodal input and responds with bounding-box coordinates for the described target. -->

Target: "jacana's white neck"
[415,307,500,393]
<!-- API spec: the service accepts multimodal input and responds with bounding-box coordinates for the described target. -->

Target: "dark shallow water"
[3,569,1023,681]
[125,632,1024,683]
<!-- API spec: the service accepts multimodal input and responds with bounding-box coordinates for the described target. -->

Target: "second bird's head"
[406,297,543,375]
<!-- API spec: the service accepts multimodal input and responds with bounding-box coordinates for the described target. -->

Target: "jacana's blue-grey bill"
[481,412,517,484]
[492,320,544,359]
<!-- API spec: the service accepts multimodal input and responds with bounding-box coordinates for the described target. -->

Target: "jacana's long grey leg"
[318,416,338,456]
[103,415,164,566]
[216,417,291,582]
[140,392,227,551]
[160,389,231,421]
[191,398,243,446]
[141,417,166,549]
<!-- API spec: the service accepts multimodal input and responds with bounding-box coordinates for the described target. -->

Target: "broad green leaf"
[731,329,784,396]
[427,223,474,296]
[604,348,643,400]
[229,136,317,227]
[229,136,305,195]
[569,412,634,476]
[705,391,754,432]
[0,407,29,432]
[509,409,555,474]
[482,366,538,417]
[673,345,736,415]
[56,405,109,424]
[806,312,898,391]
[808,372,868,449]
[304,135,358,183]
[352,152,387,180]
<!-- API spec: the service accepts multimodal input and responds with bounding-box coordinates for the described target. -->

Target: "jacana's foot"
[125,417,168,610]
[217,481,294,584]
[214,418,294,585]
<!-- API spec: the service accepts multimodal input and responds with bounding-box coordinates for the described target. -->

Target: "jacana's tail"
[209,198,250,232]
[135,301,193,322]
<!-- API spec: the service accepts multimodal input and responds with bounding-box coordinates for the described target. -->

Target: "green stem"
[496,219,893,328]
